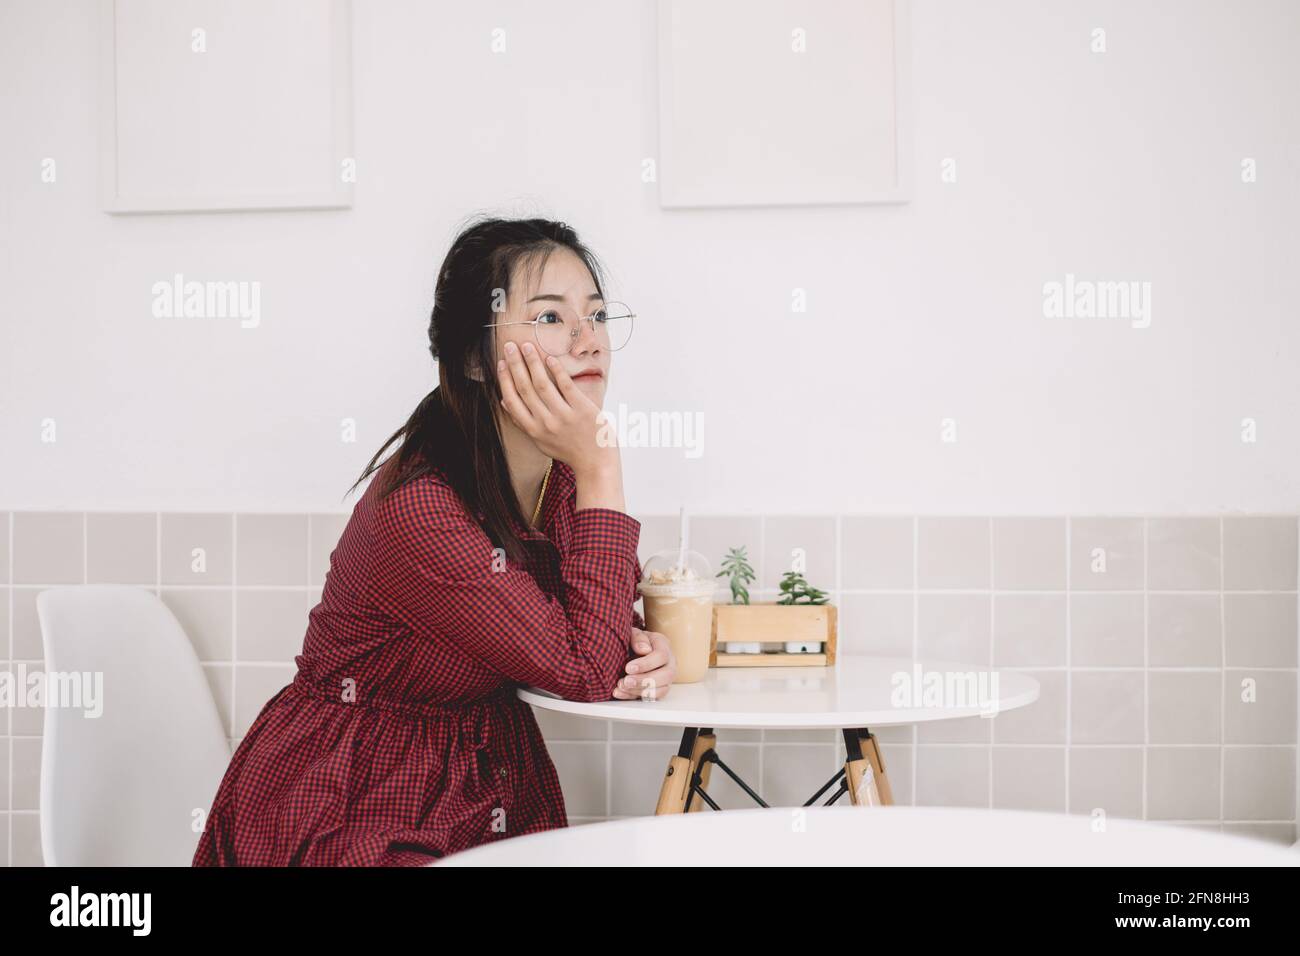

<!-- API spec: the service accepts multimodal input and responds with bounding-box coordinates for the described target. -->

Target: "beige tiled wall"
[3,512,1297,863]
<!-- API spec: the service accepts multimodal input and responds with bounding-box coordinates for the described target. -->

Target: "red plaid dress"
[192,458,645,866]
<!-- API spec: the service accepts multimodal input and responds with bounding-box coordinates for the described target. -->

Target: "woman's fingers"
[545,353,597,414]
[612,672,671,700]
[518,343,569,414]
[625,645,670,676]
[508,341,567,425]
[496,351,536,434]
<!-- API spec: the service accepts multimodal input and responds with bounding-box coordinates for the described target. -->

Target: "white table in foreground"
[437,806,1300,867]
[519,656,1040,814]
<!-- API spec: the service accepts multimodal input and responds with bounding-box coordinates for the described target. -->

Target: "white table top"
[437,805,1300,867]
[518,655,1040,729]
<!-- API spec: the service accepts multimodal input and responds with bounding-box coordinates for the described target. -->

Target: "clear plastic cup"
[636,549,715,684]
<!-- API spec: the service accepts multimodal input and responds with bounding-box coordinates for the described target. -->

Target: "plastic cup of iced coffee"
[637,549,716,684]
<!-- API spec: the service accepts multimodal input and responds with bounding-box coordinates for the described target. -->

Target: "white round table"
[518,656,1040,814]
[437,805,1300,866]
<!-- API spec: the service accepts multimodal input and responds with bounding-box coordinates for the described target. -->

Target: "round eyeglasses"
[484,301,635,357]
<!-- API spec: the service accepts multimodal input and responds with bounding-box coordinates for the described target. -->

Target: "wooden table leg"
[655,727,716,814]
[842,728,892,807]
[686,731,716,812]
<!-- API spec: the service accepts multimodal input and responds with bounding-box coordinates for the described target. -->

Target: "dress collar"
[476,459,575,542]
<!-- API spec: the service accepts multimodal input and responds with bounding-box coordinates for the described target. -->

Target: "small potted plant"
[711,546,837,667]
[716,547,759,654]
[776,569,829,652]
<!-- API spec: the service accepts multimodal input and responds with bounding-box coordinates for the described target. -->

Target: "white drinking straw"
[676,506,688,573]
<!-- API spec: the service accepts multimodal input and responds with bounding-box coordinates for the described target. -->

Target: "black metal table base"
[676,726,872,811]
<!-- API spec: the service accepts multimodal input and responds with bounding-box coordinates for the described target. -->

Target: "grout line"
[987,517,994,808]
[1219,517,1226,830]
[1141,518,1148,821]
[6,515,10,868]
[1066,517,1073,812]
[911,516,918,801]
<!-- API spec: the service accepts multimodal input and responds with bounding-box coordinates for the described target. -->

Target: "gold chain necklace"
[530,458,554,527]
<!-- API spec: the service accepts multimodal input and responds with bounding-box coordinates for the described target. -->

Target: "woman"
[193,216,676,866]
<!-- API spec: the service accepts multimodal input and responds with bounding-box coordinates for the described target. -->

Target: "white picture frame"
[657,0,912,208]
[98,0,354,214]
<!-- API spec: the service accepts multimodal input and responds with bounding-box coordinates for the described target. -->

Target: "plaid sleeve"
[630,551,645,632]
[372,479,641,702]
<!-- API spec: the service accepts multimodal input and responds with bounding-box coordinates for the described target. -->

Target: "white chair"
[35,586,231,866]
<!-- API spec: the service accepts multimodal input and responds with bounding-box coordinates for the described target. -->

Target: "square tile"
[839,593,912,656]
[915,745,989,808]
[1223,517,1297,591]
[12,813,42,866]
[86,513,157,585]
[1222,748,1295,821]
[162,514,233,585]
[1147,747,1220,820]
[1148,671,1220,744]
[11,737,40,810]
[1148,518,1220,591]
[841,516,913,589]
[992,746,1066,811]
[1224,594,1297,667]
[1223,670,1296,744]
[993,594,1066,667]
[13,512,83,585]
[992,518,1065,590]
[1070,593,1144,667]
[1148,594,1221,667]
[917,594,990,665]
[1069,518,1143,591]
[235,590,309,663]
[1071,671,1144,744]
[991,670,1066,744]
[235,515,308,586]
[1068,747,1143,819]
[918,518,989,589]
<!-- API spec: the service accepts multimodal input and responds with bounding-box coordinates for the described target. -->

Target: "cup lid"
[639,548,714,594]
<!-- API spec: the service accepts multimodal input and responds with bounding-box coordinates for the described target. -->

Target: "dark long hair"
[349,215,608,566]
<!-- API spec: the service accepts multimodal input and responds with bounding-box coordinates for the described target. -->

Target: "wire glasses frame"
[483,301,635,356]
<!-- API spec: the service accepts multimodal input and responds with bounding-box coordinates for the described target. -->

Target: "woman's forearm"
[573,458,627,514]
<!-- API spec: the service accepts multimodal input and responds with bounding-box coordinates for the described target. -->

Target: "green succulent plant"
[776,569,829,605]
[716,546,756,605]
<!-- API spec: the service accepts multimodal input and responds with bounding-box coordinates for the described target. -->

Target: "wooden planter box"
[710,602,837,667]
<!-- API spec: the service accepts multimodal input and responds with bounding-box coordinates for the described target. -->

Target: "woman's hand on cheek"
[612,628,676,700]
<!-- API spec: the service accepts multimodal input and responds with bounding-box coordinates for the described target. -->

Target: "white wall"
[2,0,1297,515]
